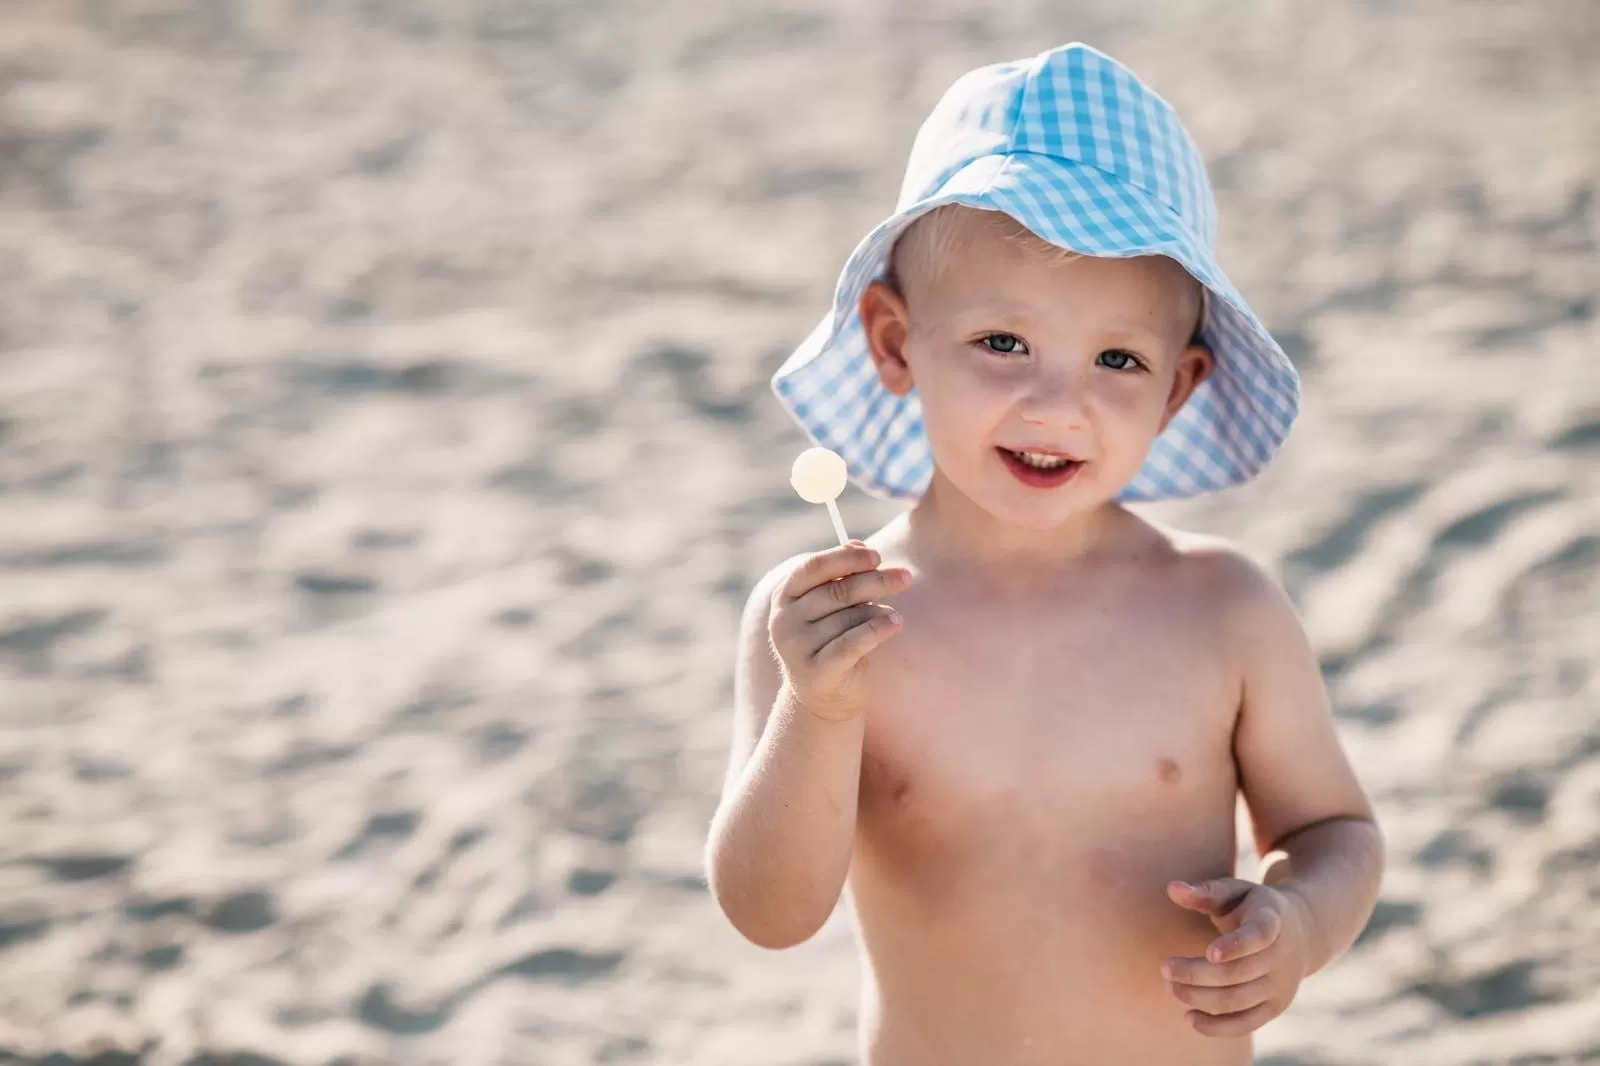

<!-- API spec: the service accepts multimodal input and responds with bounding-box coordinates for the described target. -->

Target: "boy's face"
[860,209,1213,530]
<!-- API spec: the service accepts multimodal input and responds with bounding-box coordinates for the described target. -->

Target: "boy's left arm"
[1163,556,1385,1038]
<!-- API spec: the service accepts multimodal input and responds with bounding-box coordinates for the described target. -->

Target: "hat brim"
[771,151,1300,504]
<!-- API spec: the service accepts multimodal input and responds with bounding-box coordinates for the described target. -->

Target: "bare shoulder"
[1143,520,1296,626]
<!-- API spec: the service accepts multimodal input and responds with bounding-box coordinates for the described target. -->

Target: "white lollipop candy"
[790,446,847,503]
[790,447,851,545]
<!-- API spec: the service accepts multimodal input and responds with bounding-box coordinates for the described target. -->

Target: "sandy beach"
[0,1,1595,1063]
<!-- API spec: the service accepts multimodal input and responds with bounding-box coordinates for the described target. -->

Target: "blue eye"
[982,333,1027,355]
[1097,350,1143,371]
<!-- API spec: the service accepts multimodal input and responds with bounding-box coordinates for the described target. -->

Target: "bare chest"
[856,584,1240,836]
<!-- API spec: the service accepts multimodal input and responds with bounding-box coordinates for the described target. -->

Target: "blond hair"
[886,205,1080,291]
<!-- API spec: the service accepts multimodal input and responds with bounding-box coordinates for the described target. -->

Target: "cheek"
[909,350,1009,448]
[1095,376,1171,433]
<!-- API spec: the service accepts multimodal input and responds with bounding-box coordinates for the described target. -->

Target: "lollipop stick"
[825,498,849,546]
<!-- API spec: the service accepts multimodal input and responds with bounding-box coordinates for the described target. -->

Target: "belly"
[844,589,1248,1062]
[847,769,1248,1065]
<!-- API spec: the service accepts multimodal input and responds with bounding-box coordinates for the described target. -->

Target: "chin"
[991,495,1105,531]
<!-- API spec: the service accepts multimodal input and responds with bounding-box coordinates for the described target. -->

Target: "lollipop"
[790,447,850,545]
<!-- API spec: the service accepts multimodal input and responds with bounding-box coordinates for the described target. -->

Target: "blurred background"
[0,1,1595,1063]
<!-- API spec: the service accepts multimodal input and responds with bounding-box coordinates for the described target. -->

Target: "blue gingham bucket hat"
[771,43,1300,503]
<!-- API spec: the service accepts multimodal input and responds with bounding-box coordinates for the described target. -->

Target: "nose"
[1017,366,1091,428]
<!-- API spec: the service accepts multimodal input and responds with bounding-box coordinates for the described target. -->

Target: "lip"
[997,446,1083,488]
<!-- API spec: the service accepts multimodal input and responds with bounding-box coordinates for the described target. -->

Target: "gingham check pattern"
[771,43,1300,503]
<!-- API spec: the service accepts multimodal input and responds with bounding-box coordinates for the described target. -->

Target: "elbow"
[704,841,831,950]
[728,906,828,951]
[1340,813,1386,880]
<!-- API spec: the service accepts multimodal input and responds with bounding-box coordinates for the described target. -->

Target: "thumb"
[1167,877,1254,918]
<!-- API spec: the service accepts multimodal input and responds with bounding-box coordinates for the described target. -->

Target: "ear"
[859,280,915,397]
[1160,341,1215,431]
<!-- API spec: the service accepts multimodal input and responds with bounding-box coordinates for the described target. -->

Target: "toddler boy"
[707,43,1383,1065]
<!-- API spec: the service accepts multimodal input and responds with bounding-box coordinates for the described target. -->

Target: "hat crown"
[899,43,1216,246]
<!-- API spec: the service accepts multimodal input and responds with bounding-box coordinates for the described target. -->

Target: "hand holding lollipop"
[772,446,911,721]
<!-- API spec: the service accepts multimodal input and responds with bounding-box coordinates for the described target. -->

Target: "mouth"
[997,446,1083,488]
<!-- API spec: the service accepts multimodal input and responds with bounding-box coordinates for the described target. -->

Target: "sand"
[0,1,1595,1063]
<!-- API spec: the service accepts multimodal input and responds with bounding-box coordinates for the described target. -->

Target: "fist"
[767,541,913,721]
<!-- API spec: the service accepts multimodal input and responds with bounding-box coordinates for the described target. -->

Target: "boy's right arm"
[704,542,911,949]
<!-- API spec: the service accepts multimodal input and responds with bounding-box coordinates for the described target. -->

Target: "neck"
[901,468,1128,584]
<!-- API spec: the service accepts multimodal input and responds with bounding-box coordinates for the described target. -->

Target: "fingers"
[1168,974,1273,1019]
[1166,878,1253,919]
[1204,908,1281,964]
[1164,902,1288,1040]
[778,542,882,603]
[775,542,912,625]
[765,542,912,719]
[795,564,913,622]
[812,604,903,667]
[1163,948,1273,988]
[1184,1001,1279,1039]
[806,602,896,654]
